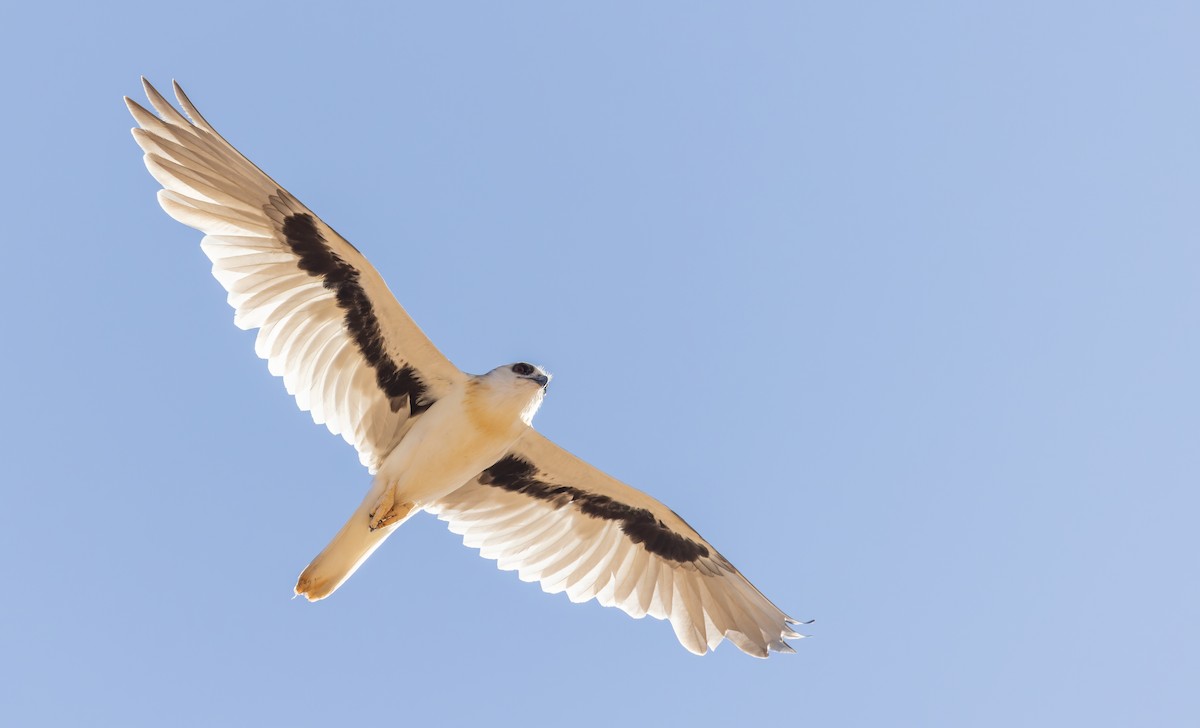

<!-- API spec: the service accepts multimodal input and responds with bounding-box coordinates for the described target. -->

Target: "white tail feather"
[295,483,415,601]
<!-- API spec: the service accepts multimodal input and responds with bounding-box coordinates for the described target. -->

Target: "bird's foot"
[368,487,413,531]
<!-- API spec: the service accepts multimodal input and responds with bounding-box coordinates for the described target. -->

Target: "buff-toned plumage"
[127,78,804,657]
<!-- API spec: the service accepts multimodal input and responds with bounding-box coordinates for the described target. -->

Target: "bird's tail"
[295,482,416,601]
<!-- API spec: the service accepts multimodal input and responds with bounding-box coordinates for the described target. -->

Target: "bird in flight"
[126,79,804,657]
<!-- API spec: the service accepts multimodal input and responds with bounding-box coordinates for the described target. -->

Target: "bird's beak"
[532,374,550,389]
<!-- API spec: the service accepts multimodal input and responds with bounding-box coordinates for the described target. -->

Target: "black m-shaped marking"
[280,211,433,417]
[480,455,711,563]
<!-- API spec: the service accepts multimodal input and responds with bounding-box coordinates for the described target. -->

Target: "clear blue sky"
[2,2,1197,726]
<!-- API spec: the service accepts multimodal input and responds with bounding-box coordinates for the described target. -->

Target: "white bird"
[126,79,805,657]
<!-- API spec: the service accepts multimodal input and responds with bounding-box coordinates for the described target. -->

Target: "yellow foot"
[368,487,413,531]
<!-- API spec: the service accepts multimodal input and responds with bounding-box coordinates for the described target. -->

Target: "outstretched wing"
[427,429,804,657]
[127,79,466,472]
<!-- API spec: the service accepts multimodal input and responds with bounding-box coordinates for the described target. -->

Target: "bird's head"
[477,362,552,425]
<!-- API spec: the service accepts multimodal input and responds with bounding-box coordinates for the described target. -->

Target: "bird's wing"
[426,428,804,657]
[127,79,467,473]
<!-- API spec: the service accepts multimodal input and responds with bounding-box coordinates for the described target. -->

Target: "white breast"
[376,378,535,507]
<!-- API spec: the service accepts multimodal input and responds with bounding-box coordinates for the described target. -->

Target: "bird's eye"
[512,363,535,376]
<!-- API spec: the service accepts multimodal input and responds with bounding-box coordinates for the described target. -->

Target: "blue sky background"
[2,2,1197,726]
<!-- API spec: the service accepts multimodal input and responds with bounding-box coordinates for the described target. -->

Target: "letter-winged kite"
[126,79,804,657]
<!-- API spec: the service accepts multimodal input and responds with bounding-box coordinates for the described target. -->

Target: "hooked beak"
[531,374,550,389]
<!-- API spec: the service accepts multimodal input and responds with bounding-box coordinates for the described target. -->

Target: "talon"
[365,485,414,531]
[367,486,395,530]
[371,507,404,531]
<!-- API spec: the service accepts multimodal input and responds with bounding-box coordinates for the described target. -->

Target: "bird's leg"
[367,485,413,531]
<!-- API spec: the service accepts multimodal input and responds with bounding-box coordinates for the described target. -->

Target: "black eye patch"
[512,363,535,376]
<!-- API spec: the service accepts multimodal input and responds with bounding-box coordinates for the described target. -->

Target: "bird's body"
[127,78,805,657]
[299,369,545,600]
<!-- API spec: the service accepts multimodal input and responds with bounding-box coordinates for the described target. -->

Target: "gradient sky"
[2,2,1198,726]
